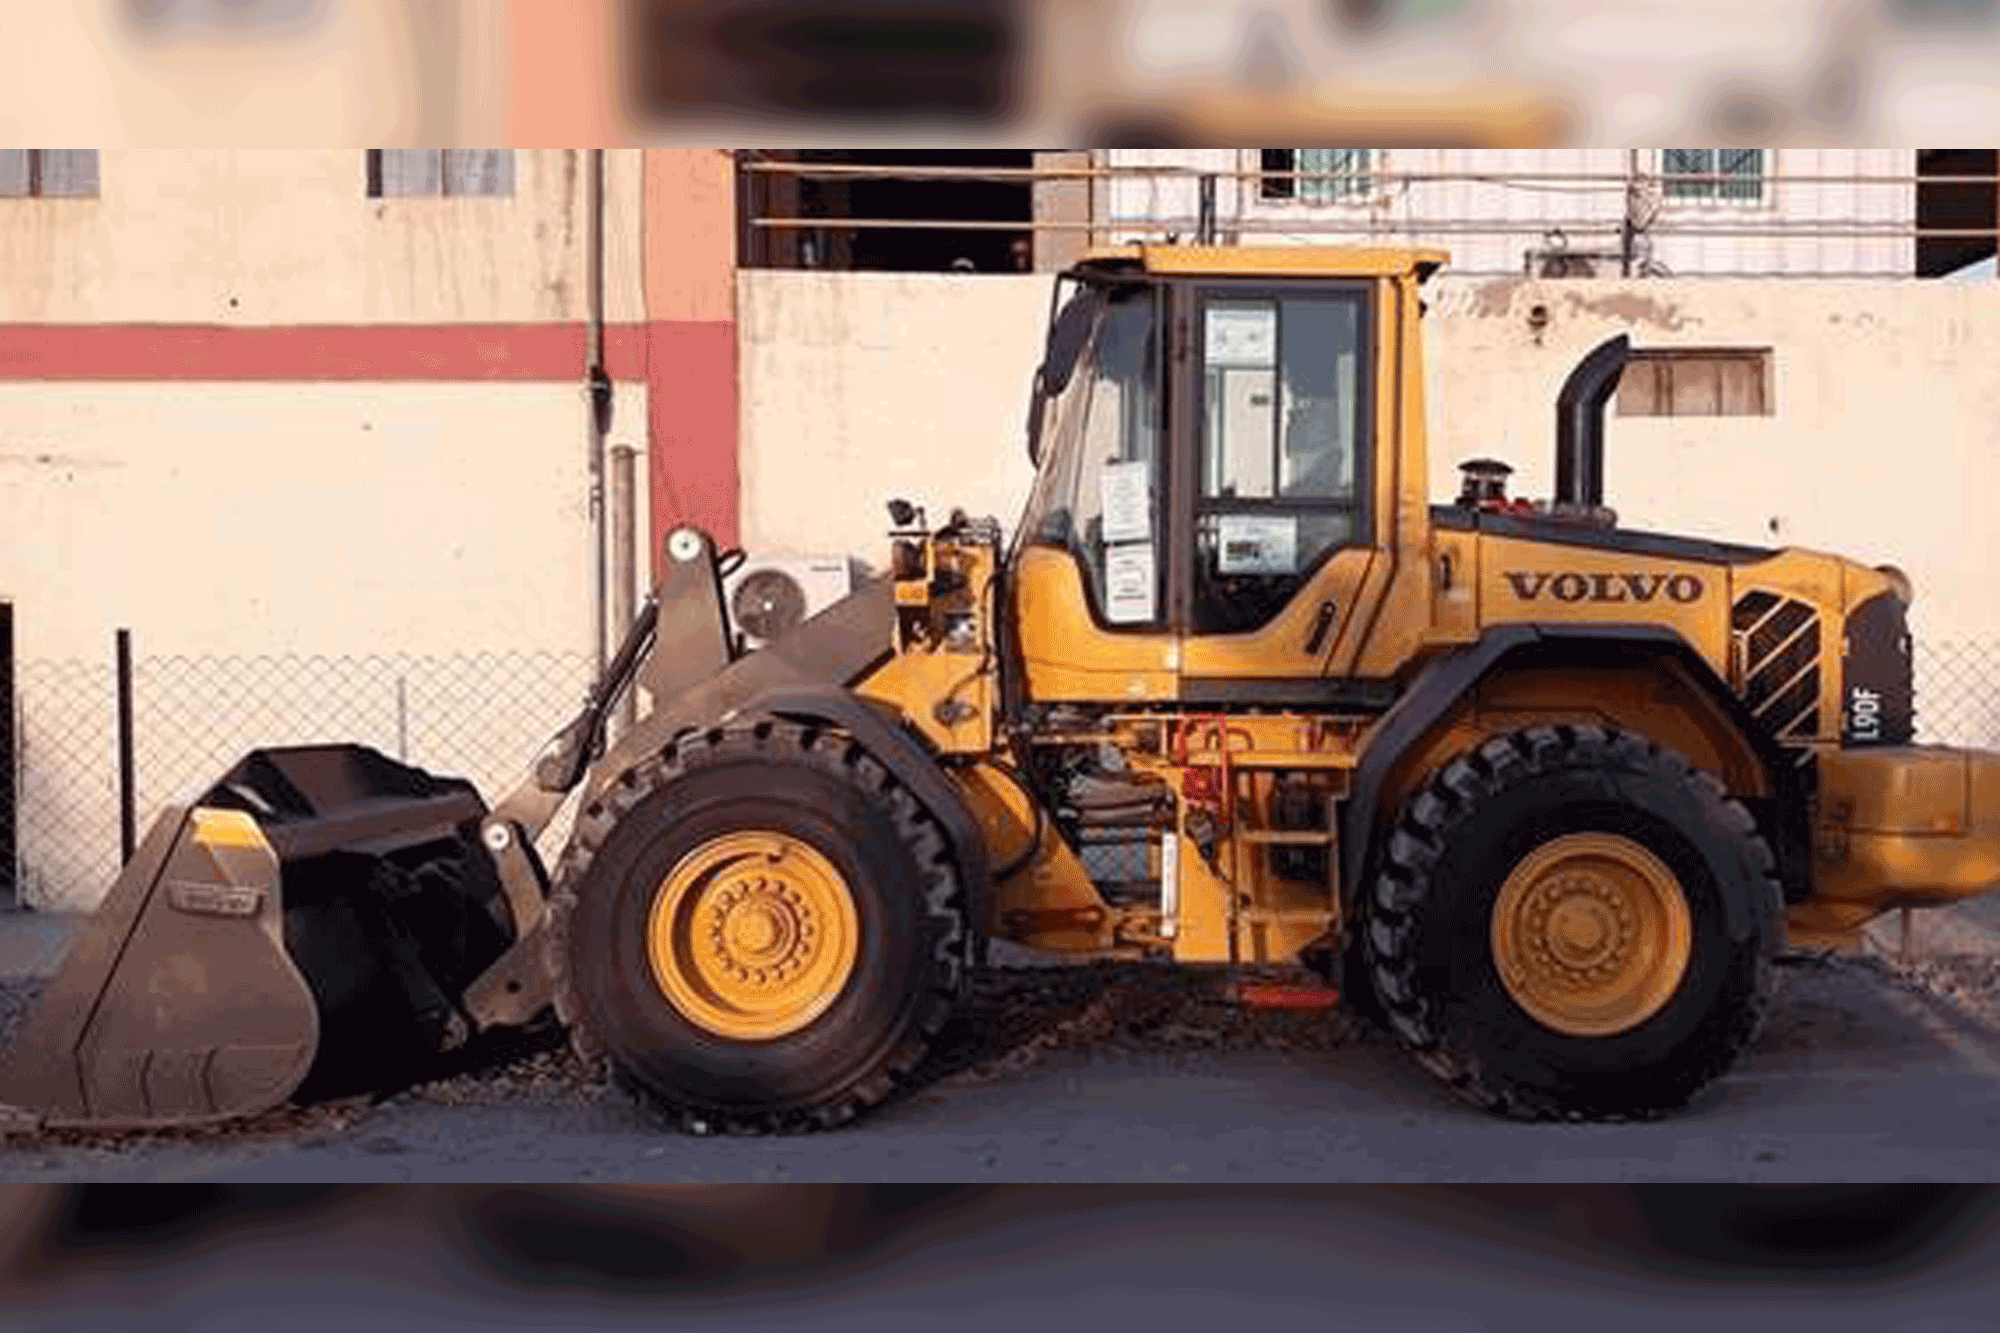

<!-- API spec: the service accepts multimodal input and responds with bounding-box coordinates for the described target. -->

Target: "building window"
[736,150,1034,272]
[366,150,515,198]
[0,150,100,198]
[1260,149,1375,203]
[1617,349,1772,417]
[1662,148,1766,202]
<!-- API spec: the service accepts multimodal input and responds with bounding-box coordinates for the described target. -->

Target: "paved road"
[7,928,2000,1183]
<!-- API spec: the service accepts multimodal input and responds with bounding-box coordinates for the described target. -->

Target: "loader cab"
[1014,246,1441,701]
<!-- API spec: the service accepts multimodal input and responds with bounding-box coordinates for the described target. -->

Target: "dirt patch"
[384,1020,613,1111]
[916,963,1382,1087]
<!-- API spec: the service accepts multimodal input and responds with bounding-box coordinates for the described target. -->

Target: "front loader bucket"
[0,745,514,1132]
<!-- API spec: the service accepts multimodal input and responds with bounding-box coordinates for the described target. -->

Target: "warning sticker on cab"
[1216,514,1297,575]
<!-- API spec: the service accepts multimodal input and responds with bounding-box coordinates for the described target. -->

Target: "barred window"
[0,150,100,198]
[1617,348,1772,417]
[366,150,515,198]
[1662,148,1765,201]
[1260,149,1375,203]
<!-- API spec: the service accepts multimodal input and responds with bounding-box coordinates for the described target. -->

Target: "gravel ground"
[1,947,1993,1162]
[380,961,1378,1113]
[0,962,1378,1151]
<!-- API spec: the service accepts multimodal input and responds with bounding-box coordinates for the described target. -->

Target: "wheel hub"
[1491,833,1692,1037]
[648,832,859,1040]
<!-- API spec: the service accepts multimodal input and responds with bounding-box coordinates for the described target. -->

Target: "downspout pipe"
[1553,334,1630,509]
[587,148,611,677]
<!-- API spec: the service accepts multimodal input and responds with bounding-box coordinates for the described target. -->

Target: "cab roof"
[1072,245,1449,283]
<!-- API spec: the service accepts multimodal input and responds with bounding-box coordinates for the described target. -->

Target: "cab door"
[1170,280,1390,700]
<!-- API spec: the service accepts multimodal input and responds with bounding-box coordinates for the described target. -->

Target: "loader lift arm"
[461,589,669,1031]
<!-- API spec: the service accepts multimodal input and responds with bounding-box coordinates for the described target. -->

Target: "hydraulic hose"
[988,759,1048,883]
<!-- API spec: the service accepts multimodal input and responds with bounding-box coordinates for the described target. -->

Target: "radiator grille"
[1733,590,1823,766]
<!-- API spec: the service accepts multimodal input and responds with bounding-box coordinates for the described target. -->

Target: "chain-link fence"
[12,657,119,911]
[10,636,2000,911]
[10,647,593,911]
[1913,642,2000,751]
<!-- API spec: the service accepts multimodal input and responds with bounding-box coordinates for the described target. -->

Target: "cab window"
[1019,285,1165,628]
[1192,288,1370,635]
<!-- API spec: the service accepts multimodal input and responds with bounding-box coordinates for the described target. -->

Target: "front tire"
[1365,724,1781,1121]
[549,719,969,1134]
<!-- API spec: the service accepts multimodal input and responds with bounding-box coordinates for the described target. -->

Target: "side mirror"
[1029,285,1101,469]
[1026,369,1049,467]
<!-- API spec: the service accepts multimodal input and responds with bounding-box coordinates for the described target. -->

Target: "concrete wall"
[736,271,1046,568]
[0,149,644,324]
[0,381,650,663]
[736,270,2000,650]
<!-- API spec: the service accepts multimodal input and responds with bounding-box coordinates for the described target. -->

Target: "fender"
[1341,624,1807,922]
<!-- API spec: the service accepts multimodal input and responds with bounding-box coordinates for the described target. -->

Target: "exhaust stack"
[1554,334,1631,509]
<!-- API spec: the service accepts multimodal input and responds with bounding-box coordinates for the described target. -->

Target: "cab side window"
[1193,289,1369,635]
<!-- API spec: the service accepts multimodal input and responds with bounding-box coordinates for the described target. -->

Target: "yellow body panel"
[1166,828,1340,966]
[1474,536,1731,668]
[1804,748,2000,939]
[856,654,993,755]
[189,808,269,850]
[1426,528,1481,646]
[1010,545,1179,702]
[1178,548,1377,677]
[948,762,1113,953]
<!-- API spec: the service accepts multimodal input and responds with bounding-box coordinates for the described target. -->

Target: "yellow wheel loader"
[8,245,2000,1134]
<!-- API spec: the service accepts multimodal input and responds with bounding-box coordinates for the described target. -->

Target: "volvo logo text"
[1503,571,1705,604]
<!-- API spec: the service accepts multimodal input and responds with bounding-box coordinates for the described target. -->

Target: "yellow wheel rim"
[1490,833,1693,1038]
[646,832,860,1041]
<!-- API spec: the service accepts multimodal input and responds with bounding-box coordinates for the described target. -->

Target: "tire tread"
[1363,724,1782,1122]
[545,718,970,1136]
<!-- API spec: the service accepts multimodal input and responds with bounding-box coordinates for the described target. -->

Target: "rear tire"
[549,719,970,1134]
[1365,724,1781,1121]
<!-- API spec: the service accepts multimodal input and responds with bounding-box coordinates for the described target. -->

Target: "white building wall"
[736,271,1046,568]
[0,149,645,324]
[3,381,649,909]
[1103,148,1917,277]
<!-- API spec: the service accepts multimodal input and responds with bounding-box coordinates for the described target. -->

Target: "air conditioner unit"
[722,555,852,651]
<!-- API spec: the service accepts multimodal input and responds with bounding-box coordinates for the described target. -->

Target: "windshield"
[1018,283,1164,628]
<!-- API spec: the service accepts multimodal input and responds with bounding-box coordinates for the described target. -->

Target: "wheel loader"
[6,244,1998,1135]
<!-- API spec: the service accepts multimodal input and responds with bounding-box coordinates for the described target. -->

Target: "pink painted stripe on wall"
[646,319,738,551]
[0,315,745,557]
[0,323,652,381]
